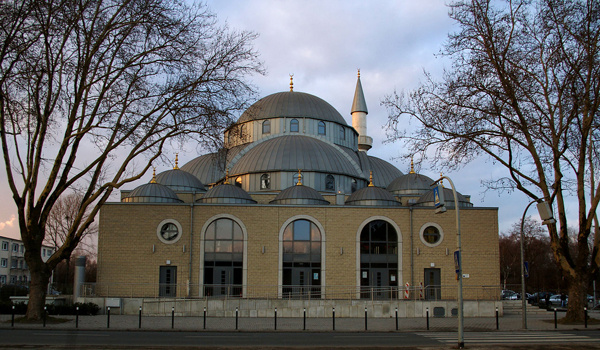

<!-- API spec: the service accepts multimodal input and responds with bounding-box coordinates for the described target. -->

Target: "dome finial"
[357,69,360,78]
[150,167,157,183]
[289,74,294,92]
[410,157,415,174]
[174,153,179,170]
[440,172,444,186]
[225,169,229,182]
[296,169,302,185]
[368,170,374,187]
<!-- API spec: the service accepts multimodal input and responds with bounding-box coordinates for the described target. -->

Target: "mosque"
[95,73,500,316]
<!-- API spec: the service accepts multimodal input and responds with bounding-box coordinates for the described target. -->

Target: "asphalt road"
[2,329,600,349]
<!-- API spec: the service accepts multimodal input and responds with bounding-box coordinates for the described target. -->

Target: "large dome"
[345,186,400,206]
[367,156,404,188]
[230,135,361,177]
[156,169,206,192]
[237,91,348,125]
[387,173,435,195]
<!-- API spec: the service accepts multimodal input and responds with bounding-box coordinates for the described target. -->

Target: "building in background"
[0,236,54,286]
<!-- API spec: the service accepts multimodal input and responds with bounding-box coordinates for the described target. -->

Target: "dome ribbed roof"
[230,135,361,177]
[345,186,400,206]
[367,156,404,188]
[417,187,473,208]
[122,183,183,203]
[199,184,256,204]
[237,91,348,125]
[270,185,330,205]
[180,151,226,185]
[156,169,206,192]
[387,173,435,195]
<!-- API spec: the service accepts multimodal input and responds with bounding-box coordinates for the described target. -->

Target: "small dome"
[230,135,361,177]
[416,187,473,208]
[237,91,348,125]
[199,184,256,204]
[387,173,435,195]
[270,185,330,205]
[345,186,400,206]
[368,156,404,188]
[156,169,206,192]
[122,183,183,203]
[180,151,226,186]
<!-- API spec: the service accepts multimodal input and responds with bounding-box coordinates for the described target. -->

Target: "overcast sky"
[0,0,563,240]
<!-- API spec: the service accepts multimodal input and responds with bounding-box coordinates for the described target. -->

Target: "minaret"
[351,70,372,152]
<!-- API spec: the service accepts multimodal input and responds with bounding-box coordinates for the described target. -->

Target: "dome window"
[325,174,335,191]
[235,176,242,188]
[318,121,326,135]
[351,178,357,193]
[290,119,299,133]
[260,173,271,190]
[339,126,345,140]
[262,120,271,134]
[240,125,246,141]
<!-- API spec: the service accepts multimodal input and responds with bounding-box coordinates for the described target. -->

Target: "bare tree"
[0,0,263,320]
[384,0,599,321]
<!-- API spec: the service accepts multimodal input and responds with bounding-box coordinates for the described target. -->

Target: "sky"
[0,0,563,240]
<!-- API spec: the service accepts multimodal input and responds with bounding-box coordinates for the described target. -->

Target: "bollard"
[203,307,206,330]
[332,307,335,331]
[139,306,142,329]
[303,308,306,331]
[43,306,47,327]
[395,307,398,331]
[364,307,368,331]
[554,308,557,329]
[236,307,239,330]
[495,307,499,330]
[171,307,175,329]
[585,307,588,328]
[107,306,111,328]
[426,307,429,331]
[274,308,277,330]
[11,305,15,328]
[76,306,79,329]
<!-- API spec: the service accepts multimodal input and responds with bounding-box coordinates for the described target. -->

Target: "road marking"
[34,333,109,337]
[419,332,596,344]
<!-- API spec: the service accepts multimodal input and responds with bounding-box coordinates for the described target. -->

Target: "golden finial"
[289,74,294,92]
[225,169,229,182]
[174,153,179,170]
[368,170,374,187]
[409,157,415,174]
[296,169,302,186]
[150,167,157,183]
[440,172,444,186]
[357,69,360,78]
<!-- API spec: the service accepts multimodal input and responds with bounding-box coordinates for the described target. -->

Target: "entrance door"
[424,268,441,300]
[214,266,233,296]
[159,266,177,297]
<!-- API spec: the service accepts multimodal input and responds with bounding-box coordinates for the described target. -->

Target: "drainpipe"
[188,192,195,297]
[409,205,414,287]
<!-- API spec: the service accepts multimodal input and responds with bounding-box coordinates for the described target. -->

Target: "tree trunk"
[25,258,51,320]
[564,273,588,322]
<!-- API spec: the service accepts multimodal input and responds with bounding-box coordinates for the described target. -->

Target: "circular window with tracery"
[419,223,443,247]
[157,219,183,244]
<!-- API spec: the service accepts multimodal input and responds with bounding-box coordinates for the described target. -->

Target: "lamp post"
[432,176,463,349]
[520,199,556,330]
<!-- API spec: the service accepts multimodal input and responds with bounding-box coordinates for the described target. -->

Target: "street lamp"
[520,199,555,329]
[432,176,463,349]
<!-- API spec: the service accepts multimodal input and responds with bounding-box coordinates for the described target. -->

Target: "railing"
[79,282,501,301]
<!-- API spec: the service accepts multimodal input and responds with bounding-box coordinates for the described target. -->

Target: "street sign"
[524,261,529,278]
[433,184,445,208]
[454,250,461,274]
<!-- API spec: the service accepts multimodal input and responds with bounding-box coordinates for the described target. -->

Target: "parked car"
[502,290,518,300]
[527,291,553,305]
[548,294,568,307]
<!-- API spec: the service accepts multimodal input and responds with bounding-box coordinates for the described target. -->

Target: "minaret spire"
[351,70,372,152]
[289,74,294,92]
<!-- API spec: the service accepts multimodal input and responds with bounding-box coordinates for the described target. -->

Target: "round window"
[419,223,443,247]
[156,219,183,244]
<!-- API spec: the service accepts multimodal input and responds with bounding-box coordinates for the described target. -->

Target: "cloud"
[0,215,15,231]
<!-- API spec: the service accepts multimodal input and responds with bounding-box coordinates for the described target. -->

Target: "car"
[548,294,568,307]
[507,292,521,300]
[502,290,518,300]
[528,291,553,305]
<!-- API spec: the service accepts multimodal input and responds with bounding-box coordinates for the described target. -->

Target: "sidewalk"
[2,310,599,332]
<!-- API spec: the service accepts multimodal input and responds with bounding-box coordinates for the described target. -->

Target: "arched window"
[318,121,326,135]
[290,119,299,132]
[351,178,357,193]
[262,120,271,134]
[235,177,242,188]
[260,173,271,190]
[339,126,345,140]
[293,172,300,185]
[282,219,321,298]
[204,218,244,297]
[360,220,398,299]
[239,125,246,140]
[325,174,335,191]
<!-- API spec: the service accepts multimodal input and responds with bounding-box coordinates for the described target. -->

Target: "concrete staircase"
[502,300,550,315]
